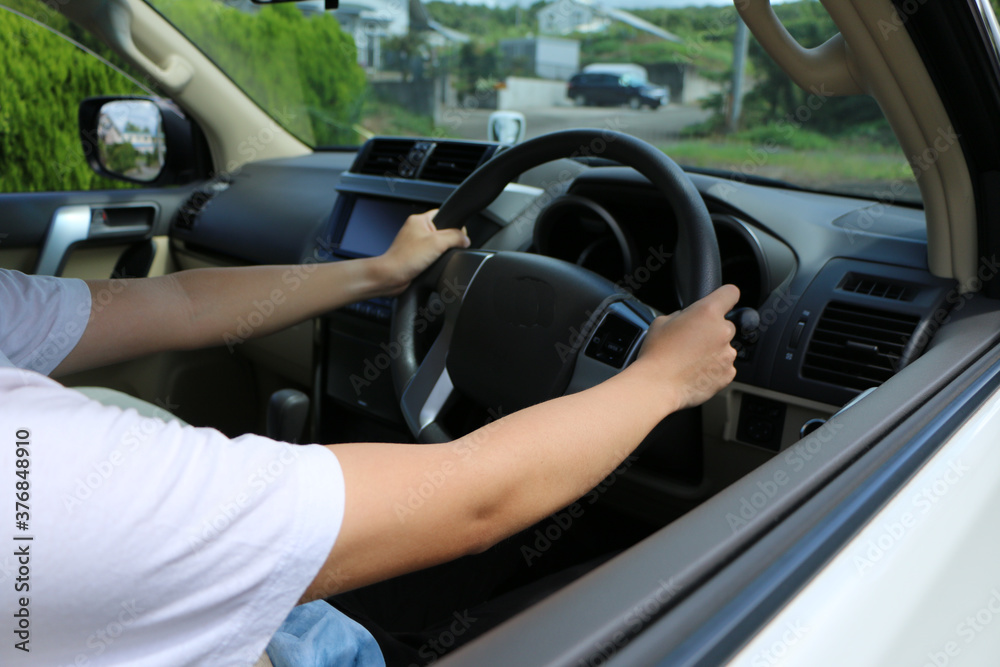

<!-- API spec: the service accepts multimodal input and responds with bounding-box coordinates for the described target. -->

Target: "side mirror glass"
[96,100,166,183]
[79,96,209,186]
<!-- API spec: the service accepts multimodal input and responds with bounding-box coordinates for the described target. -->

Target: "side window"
[0,1,154,193]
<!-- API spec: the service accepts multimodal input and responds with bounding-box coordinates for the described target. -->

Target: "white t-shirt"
[0,269,345,666]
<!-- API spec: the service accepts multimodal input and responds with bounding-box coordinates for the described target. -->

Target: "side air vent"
[802,301,921,392]
[173,181,229,230]
[418,143,492,184]
[839,273,914,301]
[354,139,418,177]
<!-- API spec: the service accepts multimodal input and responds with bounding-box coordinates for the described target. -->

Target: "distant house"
[538,0,607,35]
[408,0,470,49]
[500,37,580,81]
[97,115,124,146]
[325,0,409,70]
[538,0,682,43]
[308,0,467,71]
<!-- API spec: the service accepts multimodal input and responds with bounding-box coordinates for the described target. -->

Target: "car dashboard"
[169,137,957,521]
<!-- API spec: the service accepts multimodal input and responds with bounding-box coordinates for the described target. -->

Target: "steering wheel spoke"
[400,327,456,442]
[563,301,655,396]
[396,250,492,441]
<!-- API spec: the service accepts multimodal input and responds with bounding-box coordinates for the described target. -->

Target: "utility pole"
[728,17,750,134]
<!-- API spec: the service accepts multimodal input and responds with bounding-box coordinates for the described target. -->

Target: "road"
[446,104,712,145]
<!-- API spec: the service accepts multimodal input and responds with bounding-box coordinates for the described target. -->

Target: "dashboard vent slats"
[419,143,491,184]
[353,139,493,184]
[802,302,920,392]
[355,139,418,177]
[839,273,914,301]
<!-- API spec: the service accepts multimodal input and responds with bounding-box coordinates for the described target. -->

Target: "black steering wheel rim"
[391,129,721,441]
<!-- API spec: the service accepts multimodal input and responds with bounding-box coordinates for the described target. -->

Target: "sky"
[105,101,162,135]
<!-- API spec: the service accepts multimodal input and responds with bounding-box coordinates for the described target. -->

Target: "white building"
[500,37,580,81]
[537,0,682,43]
[538,0,606,35]
[299,0,467,71]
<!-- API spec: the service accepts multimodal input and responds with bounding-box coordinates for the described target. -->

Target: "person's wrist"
[617,357,683,418]
[356,255,402,299]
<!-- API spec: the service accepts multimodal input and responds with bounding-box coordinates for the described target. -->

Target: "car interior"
[5,0,1000,663]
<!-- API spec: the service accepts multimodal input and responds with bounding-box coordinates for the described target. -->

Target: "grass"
[660,138,915,192]
[357,99,453,140]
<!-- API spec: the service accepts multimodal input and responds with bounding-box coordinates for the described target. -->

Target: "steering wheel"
[391,129,721,443]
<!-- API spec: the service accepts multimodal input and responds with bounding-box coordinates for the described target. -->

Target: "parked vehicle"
[567,71,670,109]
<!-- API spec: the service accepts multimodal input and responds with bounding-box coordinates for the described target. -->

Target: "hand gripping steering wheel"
[391,129,721,442]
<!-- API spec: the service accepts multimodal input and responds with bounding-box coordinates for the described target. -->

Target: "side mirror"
[79,96,209,186]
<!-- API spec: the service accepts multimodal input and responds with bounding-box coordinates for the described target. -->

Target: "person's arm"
[302,285,739,599]
[52,210,467,376]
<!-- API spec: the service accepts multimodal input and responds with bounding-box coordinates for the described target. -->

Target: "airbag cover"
[447,252,620,413]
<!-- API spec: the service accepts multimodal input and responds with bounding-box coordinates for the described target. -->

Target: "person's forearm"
[450,363,678,547]
[54,210,466,375]
[307,365,676,598]
[168,258,393,348]
[54,257,394,375]
[306,287,738,598]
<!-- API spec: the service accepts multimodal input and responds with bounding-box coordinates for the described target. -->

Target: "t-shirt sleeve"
[0,374,345,667]
[0,269,91,374]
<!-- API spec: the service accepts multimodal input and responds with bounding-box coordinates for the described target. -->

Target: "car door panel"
[0,188,192,279]
[0,187,264,435]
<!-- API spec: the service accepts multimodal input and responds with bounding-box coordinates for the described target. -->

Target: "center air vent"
[419,143,492,183]
[802,302,921,392]
[352,139,495,183]
[354,139,418,177]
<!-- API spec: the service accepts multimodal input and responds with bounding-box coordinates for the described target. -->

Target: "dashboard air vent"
[419,143,491,184]
[354,139,418,177]
[839,273,914,301]
[802,301,920,392]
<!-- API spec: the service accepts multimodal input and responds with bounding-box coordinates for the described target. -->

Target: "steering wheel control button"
[736,394,787,452]
[586,313,641,368]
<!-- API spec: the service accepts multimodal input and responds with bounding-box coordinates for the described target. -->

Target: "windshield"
[147,0,921,203]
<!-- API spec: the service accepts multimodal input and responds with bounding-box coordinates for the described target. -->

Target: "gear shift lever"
[266,389,310,443]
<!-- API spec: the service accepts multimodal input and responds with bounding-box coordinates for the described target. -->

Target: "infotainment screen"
[336,197,428,258]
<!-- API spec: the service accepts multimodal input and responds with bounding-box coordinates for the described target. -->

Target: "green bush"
[0,7,145,192]
[151,0,366,146]
[103,142,145,176]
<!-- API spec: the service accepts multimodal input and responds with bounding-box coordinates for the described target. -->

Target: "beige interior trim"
[734,3,863,95]
[148,234,176,277]
[0,248,39,274]
[58,234,174,280]
[738,0,978,290]
[62,245,127,280]
[58,0,311,175]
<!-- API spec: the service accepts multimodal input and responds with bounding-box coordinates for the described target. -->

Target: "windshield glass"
[147,0,921,203]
